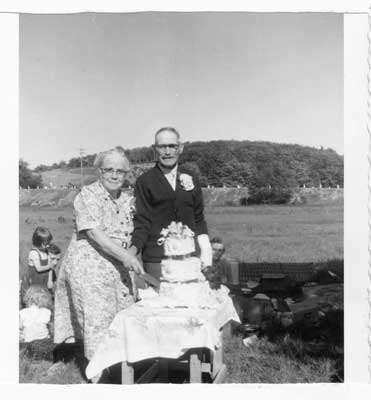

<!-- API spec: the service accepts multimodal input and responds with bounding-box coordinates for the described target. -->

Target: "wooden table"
[121,328,228,384]
[85,295,239,383]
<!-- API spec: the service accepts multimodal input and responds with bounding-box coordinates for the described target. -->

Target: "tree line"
[22,140,343,203]
[180,140,343,203]
[19,159,43,189]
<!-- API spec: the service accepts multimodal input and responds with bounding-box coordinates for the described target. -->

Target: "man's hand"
[202,266,221,290]
[209,280,221,290]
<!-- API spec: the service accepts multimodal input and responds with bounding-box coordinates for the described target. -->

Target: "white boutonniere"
[179,173,194,191]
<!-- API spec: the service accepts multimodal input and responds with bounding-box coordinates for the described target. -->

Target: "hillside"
[181,140,343,189]
[33,140,343,191]
[39,164,154,188]
[40,168,97,188]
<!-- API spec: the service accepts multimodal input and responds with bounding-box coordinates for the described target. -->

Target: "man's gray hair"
[93,146,130,170]
[155,127,180,143]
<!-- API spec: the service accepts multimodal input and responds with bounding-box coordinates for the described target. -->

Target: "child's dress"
[27,248,50,287]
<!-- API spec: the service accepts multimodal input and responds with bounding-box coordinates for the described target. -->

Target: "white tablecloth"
[85,294,240,379]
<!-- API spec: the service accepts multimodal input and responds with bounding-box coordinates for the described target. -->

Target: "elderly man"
[130,127,212,281]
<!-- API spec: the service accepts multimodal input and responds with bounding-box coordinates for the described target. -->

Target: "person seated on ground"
[202,237,231,289]
[19,284,55,361]
[47,243,61,293]
[211,237,231,284]
[27,226,54,289]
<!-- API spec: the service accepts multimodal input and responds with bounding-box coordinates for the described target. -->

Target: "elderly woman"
[54,146,144,366]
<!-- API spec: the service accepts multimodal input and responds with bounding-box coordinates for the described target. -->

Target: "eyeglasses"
[155,144,180,152]
[100,168,127,177]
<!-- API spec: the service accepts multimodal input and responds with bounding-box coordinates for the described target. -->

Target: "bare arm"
[85,228,144,275]
[19,313,25,342]
[47,270,54,290]
[29,251,52,273]
[19,312,24,331]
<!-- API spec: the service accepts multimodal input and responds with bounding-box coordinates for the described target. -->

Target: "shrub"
[57,216,66,224]
[247,187,293,205]
[240,197,249,206]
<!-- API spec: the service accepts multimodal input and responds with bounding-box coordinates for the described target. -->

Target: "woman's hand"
[127,245,138,257]
[85,228,145,275]
[124,254,145,275]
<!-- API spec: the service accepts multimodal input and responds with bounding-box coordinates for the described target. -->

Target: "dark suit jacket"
[131,163,208,263]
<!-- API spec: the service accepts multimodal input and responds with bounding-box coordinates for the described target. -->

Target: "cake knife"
[141,272,161,289]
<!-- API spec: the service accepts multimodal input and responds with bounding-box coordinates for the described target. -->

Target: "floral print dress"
[54,181,135,360]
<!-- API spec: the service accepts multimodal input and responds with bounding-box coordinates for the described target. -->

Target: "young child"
[27,227,53,288]
[47,243,61,292]
[19,284,54,361]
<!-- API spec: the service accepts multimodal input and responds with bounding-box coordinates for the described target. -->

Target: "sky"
[20,12,343,168]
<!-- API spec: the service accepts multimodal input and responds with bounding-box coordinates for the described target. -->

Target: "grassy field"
[19,301,343,384]
[19,202,343,384]
[206,204,343,263]
[20,320,342,384]
[19,203,343,281]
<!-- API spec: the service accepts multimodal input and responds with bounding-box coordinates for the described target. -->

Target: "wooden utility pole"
[77,148,85,187]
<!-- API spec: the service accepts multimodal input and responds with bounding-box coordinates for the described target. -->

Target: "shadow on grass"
[19,341,87,384]
[243,309,344,382]
[224,310,343,384]
[53,341,88,381]
[285,309,343,382]
[229,259,344,383]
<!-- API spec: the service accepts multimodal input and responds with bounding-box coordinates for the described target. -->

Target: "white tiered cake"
[156,222,226,308]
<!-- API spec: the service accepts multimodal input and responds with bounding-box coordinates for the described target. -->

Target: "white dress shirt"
[163,165,178,191]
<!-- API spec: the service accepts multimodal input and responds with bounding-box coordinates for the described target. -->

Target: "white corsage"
[179,173,194,191]
[124,195,136,224]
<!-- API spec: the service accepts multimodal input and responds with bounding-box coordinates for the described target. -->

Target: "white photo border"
[0,0,370,397]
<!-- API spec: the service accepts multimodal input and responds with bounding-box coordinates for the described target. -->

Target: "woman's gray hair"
[93,146,130,170]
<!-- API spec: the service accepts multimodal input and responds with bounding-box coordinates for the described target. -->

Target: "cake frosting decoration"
[157,221,195,257]
[152,221,229,308]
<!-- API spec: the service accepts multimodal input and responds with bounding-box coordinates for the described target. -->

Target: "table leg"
[121,361,134,384]
[213,364,227,384]
[213,333,224,375]
[189,350,202,383]
[158,358,168,383]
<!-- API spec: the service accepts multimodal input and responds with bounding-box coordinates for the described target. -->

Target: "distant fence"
[202,187,249,206]
[290,187,343,205]
[19,187,343,208]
